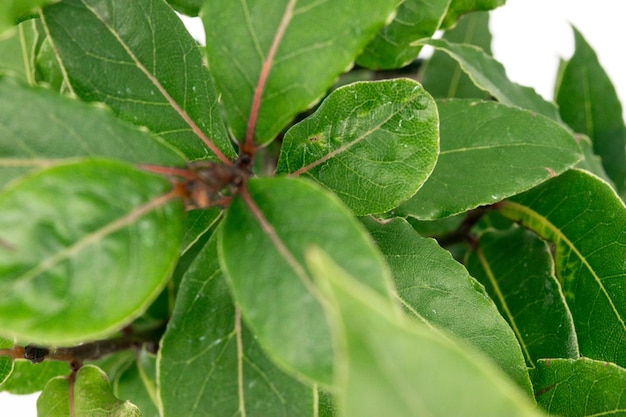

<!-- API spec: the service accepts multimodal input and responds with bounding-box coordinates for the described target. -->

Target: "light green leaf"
[37,365,142,417]
[397,99,582,219]
[306,247,545,417]
[159,233,316,417]
[466,227,579,366]
[500,169,626,367]
[0,360,68,394]
[42,0,234,161]
[0,338,13,385]
[0,20,39,83]
[532,358,626,416]
[0,0,58,35]
[441,0,504,29]
[219,177,395,385]
[277,79,439,215]
[0,77,186,187]
[357,0,451,69]
[0,159,184,344]
[416,38,560,120]
[363,217,533,395]
[556,27,626,196]
[202,0,402,144]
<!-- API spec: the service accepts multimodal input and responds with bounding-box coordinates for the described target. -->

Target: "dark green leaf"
[357,0,450,69]
[159,233,316,417]
[202,0,402,144]
[556,27,626,196]
[165,0,202,16]
[363,217,533,395]
[500,169,626,367]
[0,0,57,35]
[441,0,504,29]
[220,177,395,385]
[397,99,581,219]
[42,0,234,161]
[0,76,186,187]
[114,351,159,417]
[531,358,626,416]
[575,134,615,187]
[0,360,68,394]
[180,207,222,255]
[0,159,184,344]
[306,248,545,417]
[277,79,439,215]
[466,227,579,366]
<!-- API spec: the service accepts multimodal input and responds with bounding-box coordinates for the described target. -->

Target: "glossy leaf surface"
[220,177,394,385]
[357,0,450,69]
[556,27,626,195]
[466,227,579,366]
[202,0,401,143]
[363,217,533,394]
[441,0,505,29]
[398,99,581,219]
[307,248,544,417]
[531,358,626,416]
[42,0,234,161]
[278,79,439,215]
[500,170,626,367]
[0,159,184,344]
[159,234,316,417]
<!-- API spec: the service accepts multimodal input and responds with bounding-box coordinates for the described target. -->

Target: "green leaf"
[531,358,626,415]
[114,351,159,417]
[0,159,184,344]
[306,247,545,417]
[42,0,234,161]
[357,0,451,70]
[397,99,582,219]
[416,38,560,120]
[277,79,439,215]
[421,11,493,99]
[500,169,626,367]
[441,0,504,29]
[363,217,533,395]
[165,0,203,16]
[219,177,395,385]
[202,0,402,144]
[0,360,68,394]
[0,0,58,35]
[466,227,579,366]
[0,20,38,82]
[575,134,616,188]
[0,77,186,187]
[159,233,316,417]
[556,27,626,196]
[37,365,142,417]
[180,208,222,255]
[0,338,13,385]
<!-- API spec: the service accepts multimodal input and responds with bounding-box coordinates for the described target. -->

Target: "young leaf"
[0,0,57,35]
[556,27,626,196]
[202,0,402,144]
[441,0,505,29]
[0,76,186,187]
[357,0,451,70]
[500,169,626,368]
[363,217,534,395]
[37,365,141,417]
[41,0,234,161]
[0,159,184,344]
[277,79,439,215]
[159,234,317,417]
[0,338,13,385]
[306,247,545,417]
[397,99,581,219]
[531,358,626,416]
[219,177,395,385]
[466,227,580,366]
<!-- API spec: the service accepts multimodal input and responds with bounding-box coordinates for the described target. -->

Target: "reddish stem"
[140,164,196,179]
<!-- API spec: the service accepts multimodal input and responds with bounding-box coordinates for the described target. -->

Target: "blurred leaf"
[0,0,58,35]
[42,0,234,161]
[0,360,68,394]
[0,20,39,83]
[466,227,579,366]
[363,218,534,394]
[441,0,505,29]
[277,79,439,215]
[159,233,316,417]
[180,208,222,255]
[165,0,203,16]
[202,0,402,144]
[500,169,626,367]
[421,11,493,99]
[417,38,560,120]
[357,0,451,69]
[220,177,395,385]
[556,27,626,196]
[0,159,184,344]
[397,99,581,219]
[0,77,186,187]
[306,247,545,417]
[532,358,626,416]
[0,338,13,385]
[574,134,615,189]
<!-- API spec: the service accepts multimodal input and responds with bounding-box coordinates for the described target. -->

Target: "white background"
[2,1,625,415]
